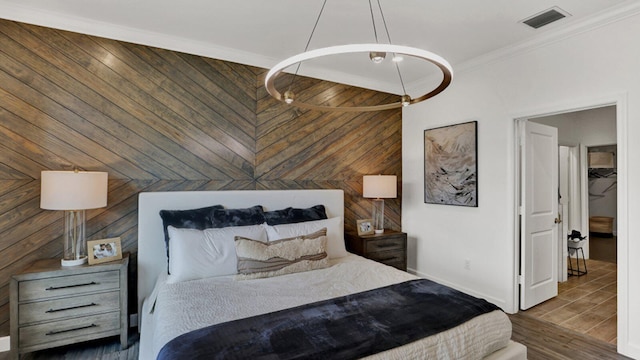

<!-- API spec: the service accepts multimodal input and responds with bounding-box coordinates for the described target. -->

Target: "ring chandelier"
[264,0,454,112]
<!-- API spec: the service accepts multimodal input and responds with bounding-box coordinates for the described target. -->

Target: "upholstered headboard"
[136,189,344,319]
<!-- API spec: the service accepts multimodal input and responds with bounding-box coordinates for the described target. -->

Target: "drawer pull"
[378,257,398,262]
[46,281,98,291]
[46,302,98,313]
[45,323,98,335]
[375,243,398,248]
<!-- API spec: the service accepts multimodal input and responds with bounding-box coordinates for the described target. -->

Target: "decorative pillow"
[262,207,291,225]
[211,205,266,228]
[167,224,267,283]
[159,205,223,268]
[265,217,347,259]
[264,205,328,225]
[288,204,327,222]
[235,228,329,280]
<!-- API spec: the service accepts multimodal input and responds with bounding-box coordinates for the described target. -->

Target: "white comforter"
[142,255,511,360]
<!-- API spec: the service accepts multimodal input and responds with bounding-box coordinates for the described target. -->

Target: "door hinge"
[518,275,524,284]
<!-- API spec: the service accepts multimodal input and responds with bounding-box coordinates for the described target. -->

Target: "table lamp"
[40,170,108,266]
[363,175,397,234]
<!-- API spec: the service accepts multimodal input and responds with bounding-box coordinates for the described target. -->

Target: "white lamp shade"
[40,171,108,210]
[363,175,397,199]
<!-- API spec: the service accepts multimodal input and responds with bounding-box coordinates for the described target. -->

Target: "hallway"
[523,258,617,344]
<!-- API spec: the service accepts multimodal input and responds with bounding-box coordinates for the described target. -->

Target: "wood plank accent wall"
[0,19,402,336]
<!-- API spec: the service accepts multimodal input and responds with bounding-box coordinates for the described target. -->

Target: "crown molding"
[2,1,639,95]
[407,0,640,93]
[0,2,408,94]
[0,2,275,70]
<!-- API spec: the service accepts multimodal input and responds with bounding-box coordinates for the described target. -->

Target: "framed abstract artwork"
[424,121,478,207]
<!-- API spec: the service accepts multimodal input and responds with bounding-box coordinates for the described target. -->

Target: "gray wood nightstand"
[10,254,129,359]
[345,230,407,271]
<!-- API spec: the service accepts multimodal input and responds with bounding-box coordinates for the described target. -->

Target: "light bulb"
[283,90,295,104]
[369,51,386,64]
[401,94,411,107]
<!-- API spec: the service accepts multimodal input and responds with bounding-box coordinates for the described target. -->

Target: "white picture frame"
[357,219,374,236]
[88,237,123,265]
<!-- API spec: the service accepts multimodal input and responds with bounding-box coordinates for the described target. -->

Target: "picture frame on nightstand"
[356,219,374,236]
[88,237,123,265]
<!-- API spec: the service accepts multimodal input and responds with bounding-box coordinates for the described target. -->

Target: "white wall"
[402,10,640,358]
[533,106,616,146]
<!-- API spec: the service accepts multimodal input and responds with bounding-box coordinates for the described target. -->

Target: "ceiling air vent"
[521,7,570,29]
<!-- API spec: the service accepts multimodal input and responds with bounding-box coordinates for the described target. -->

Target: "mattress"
[141,254,512,360]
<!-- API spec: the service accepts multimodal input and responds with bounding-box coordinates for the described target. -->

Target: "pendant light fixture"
[265,0,453,112]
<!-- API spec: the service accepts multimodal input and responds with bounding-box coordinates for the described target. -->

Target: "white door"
[558,146,570,283]
[520,121,559,310]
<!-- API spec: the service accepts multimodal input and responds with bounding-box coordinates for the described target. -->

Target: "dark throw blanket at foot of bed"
[157,279,501,360]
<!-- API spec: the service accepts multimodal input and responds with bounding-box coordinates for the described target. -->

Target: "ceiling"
[0,0,637,96]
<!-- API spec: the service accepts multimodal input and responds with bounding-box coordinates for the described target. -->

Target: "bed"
[137,189,526,359]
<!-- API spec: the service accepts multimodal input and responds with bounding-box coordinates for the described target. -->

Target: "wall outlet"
[464,259,471,271]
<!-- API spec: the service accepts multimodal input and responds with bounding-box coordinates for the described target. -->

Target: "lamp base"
[61,256,87,267]
[371,198,385,234]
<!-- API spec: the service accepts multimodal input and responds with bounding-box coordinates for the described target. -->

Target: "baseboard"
[0,336,9,352]
[408,267,509,312]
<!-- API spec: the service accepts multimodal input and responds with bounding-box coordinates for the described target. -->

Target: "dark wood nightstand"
[345,230,407,271]
[10,254,129,359]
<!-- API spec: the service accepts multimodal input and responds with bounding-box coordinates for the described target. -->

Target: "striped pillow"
[235,228,328,280]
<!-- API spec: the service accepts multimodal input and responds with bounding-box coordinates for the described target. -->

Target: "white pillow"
[265,217,347,259]
[167,224,267,283]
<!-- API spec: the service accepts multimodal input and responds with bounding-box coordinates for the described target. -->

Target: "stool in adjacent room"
[568,239,587,276]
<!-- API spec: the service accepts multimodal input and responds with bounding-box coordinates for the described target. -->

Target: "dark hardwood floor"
[0,333,139,360]
[509,312,630,360]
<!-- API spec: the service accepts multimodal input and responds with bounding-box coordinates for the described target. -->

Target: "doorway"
[587,144,618,264]
[515,104,621,345]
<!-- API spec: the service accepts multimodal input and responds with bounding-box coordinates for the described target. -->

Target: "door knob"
[554,213,562,224]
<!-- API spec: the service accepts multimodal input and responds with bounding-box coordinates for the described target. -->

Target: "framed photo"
[88,237,123,265]
[424,121,478,207]
[357,219,374,236]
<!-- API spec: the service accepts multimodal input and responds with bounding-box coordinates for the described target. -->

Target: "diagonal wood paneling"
[0,18,401,336]
[255,71,402,234]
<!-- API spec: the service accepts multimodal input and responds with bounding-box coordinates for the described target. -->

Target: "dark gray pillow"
[211,205,266,228]
[263,207,292,225]
[159,205,223,268]
[264,205,327,225]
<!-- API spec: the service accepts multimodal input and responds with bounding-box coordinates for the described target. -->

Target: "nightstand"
[10,253,129,359]
[345,230,407,271]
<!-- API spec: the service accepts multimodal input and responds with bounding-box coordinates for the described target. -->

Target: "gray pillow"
[211,205,266,228]
[264,205,327,225]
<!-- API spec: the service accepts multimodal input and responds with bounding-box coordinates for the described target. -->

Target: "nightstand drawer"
[11,254,129,359]
[19,291,120,325]
[19,270,120,301]
[381,259,406,271]
[345,231,407,271]
[19,311,120,349]
[365,238,404,253]
[366,249,405,264]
